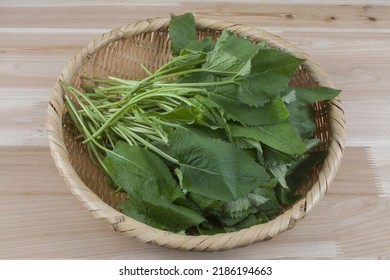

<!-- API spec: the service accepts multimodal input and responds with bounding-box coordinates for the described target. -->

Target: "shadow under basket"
[46,17,346,251]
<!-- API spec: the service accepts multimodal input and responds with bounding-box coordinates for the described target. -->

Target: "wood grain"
[1,0,389,259]
[368,147,390,197]
[1,3,389,30]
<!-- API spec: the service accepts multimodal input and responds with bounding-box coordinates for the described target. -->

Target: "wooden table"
[1,0,390,259]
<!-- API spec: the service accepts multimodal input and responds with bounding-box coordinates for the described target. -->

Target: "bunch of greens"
[62,13,340,235]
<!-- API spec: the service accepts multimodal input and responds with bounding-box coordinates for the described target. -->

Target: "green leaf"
[232,215,258,230]
[191,94,228,129]
[275,151,327,205]
[282,87,341,138]
[162,51,206,73]
[203,30,259,74]
[269,164,289,189]
[168,127,270,202]
[117,196,205,233]
[234,137,263,154]
[286,151,327,193]
[169,13,197,56]
[209,86,289,126]
[189,192,224,209]
[103,142,182,201]
[179,124,228,141]
[235,48,305,106]
[177,69,217,84]
[275,187,301,206]
[290,87,341,103]
[286,99,316,139]
[210,180,281,230]
[230,121,307,155]
[149,105,200,124]
[197,222,226,235]
[104,142,205,232]
[221,191,270,215]
[186,37,215,53]
[263,146,298,166]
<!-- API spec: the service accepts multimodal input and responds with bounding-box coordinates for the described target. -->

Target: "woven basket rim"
[46,16,346,251]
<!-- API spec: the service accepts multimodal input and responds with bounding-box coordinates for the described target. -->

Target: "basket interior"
[62,28,330,213]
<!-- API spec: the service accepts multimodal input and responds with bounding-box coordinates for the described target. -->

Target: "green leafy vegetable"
[168,127,270,201]
[209,86,289,126]
[203,29,259,74]
[105,142,205,232]
[288,87,341,103]
[117,196,205,232]
[236,48,305,106]
[230,121,308,155]
[169,12,197,56]
[61,12,341,235]
[103,142,182,201]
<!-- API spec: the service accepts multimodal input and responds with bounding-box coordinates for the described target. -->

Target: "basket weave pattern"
[47,17,346,251]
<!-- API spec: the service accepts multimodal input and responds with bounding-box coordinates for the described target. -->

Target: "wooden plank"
[0,29,102,58]
[343,101,390,147]
[0,5,182,29]
[0,89,49,146]
[0,3,389,30]
[330,195,390,258]
[0,0,179,7]
[0,147,62,194]
[182,3,390,31]
[3,0,390,7]
[328,147,379,196]
[0,57,67,88]
[367,147,390,197]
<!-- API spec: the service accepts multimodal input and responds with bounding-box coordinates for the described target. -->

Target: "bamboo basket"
[46,16,346,251]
